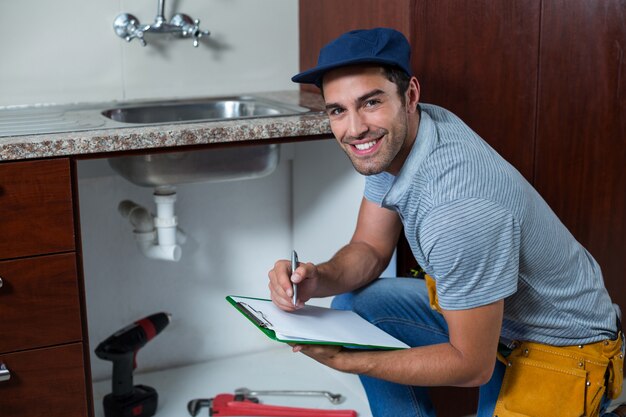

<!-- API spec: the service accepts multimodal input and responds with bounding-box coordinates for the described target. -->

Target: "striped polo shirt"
[364,104,616,345]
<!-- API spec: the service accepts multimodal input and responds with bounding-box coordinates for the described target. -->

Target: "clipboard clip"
[187,393,357,417]
[237,302,273,328]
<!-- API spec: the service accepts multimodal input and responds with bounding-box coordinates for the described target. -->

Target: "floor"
[93,351,625,417]
[92,347,372,417]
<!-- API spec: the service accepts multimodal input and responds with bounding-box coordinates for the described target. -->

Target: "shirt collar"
[381,108,437,208]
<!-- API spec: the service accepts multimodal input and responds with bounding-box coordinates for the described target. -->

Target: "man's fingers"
[268,265,294,296]
[269,259,313,311]
[270,288,297,311]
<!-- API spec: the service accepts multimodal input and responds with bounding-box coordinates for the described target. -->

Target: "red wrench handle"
[212,394,357,417]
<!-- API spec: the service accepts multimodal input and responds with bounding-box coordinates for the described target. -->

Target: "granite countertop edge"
[0,91,332,162]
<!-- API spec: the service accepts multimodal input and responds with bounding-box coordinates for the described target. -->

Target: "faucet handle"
[113,13,148,46]
[191,20,211,47]
[170,14,210,47]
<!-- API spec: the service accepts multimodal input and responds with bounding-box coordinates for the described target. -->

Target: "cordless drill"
[95,312,171,417]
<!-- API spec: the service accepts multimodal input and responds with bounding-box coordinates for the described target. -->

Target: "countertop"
[0,91,331,162]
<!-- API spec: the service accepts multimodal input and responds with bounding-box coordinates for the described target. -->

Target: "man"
[267,28,625,417]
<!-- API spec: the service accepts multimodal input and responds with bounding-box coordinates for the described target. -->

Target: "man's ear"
[406,77,421,113]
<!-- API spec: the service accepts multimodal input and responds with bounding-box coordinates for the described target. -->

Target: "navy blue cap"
[292,28,412,87]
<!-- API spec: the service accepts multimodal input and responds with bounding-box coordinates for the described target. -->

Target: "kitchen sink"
[101,96,310,124]
[103,96,303,186]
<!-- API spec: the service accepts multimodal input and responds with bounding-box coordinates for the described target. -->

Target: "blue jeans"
[331,277,617,417]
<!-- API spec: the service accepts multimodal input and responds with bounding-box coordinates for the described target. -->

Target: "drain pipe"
[118,186,186,262]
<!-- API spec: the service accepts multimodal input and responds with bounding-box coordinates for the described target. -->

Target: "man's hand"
[292,344,346,371]
[268,259,320,311]
[267,198,402,311]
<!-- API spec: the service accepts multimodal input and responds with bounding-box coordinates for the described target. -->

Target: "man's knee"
[330,280,392,313]
[331,278,414,315]
[331,292,355,311]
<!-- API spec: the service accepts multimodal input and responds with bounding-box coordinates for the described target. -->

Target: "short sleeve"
[364,173,395,204]
[419,198,520,310]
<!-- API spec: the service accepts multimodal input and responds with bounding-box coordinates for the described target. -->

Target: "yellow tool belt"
[494,336,623,417]
[424,274,442,313]
[423,274,624,416]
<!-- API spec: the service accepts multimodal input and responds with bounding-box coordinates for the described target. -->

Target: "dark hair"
[381,65,411,105]
[320,64,411,104]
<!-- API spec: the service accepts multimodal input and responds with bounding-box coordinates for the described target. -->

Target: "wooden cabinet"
[0,159,75,258]
[0,254,82,354]
[0,344,88,417]
[0,158,88,417]
[299,1,626,415]
[534,0,626,312]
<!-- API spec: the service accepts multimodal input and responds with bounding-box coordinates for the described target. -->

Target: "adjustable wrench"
[234,387,344,404]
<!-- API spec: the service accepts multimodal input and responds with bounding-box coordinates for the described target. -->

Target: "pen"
[291,250,298,306]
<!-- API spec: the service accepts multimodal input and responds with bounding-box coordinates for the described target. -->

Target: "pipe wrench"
[187,393,357,416]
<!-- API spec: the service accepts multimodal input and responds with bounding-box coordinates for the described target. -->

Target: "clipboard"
[226,295,409,350]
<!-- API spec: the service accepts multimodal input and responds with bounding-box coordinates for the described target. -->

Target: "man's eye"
[365,99,380,107]
[329,108,344,116]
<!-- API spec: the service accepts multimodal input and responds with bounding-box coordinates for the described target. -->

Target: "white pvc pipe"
[132,229,181,262]
[119,200,154,233]
[154,192,178,247]
[118,191,184,262]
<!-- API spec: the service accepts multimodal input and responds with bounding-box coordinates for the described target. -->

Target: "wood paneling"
[0,343,88,417]
[0,253,82,354]
[535,0,626,312]
[0,159,75,259]
[411,0,540,180]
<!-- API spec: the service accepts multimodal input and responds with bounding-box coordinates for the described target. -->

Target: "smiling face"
[322,65,420,176]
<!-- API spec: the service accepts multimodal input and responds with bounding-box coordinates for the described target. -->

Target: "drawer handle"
[0,363,10,382]
[0,276,3,289]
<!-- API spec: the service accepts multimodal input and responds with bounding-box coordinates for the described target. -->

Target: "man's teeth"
[354,140,378,151]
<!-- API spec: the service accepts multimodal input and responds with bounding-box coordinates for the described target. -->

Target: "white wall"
[293,139,396,308]
[0,0,299,106]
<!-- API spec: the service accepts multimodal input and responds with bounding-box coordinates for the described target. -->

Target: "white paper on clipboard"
[228,295,409,349]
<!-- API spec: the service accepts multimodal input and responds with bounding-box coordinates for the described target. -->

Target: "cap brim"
[292,57,410,87]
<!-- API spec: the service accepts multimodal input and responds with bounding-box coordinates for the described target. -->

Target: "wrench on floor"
[234,387,345,404]
[187,393,357,417]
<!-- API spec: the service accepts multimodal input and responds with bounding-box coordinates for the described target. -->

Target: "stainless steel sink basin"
[103,96,301,186]
[108,144,280,187]
[102,96,310,124]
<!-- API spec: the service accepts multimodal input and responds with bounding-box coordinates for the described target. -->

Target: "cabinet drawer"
[0,158,75,259]
[0,254,82,354]
[0,343,88,417]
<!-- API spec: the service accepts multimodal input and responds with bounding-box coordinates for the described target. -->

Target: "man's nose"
[347,112,368,139]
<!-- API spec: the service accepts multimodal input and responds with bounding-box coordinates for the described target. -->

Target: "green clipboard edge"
[226,295,405,350]
[226,295,280,342]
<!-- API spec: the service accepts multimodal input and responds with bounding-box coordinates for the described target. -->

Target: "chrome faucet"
[113,0,210,47]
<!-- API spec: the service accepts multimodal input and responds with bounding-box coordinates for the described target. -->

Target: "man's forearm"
[297,301,504,388]
[327,342,494,388]
[313,241,390,297]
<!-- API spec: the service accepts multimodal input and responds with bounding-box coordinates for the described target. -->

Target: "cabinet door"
[0,253,82,354]
[0,158,75,259]
[0,343,88,417]
[411,0,540,181]
[534,0,626,311]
